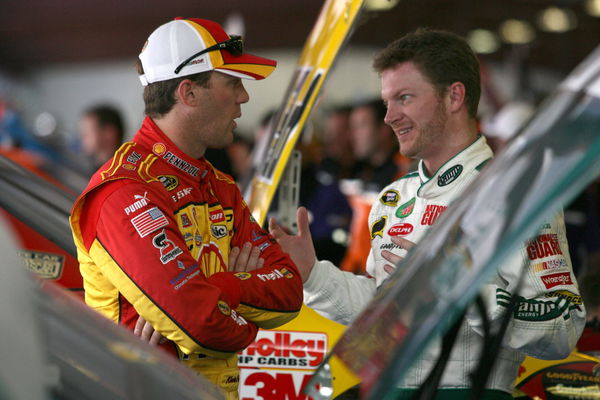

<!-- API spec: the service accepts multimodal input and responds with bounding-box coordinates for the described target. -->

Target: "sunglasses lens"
[228,36,243,56]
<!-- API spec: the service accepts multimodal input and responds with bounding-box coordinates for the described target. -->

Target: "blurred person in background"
[79,104,125,175]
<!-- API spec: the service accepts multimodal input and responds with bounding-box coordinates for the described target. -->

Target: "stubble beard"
[400,99,448,161]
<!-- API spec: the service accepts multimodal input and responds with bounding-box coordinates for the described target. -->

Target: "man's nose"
[238,84,250,104]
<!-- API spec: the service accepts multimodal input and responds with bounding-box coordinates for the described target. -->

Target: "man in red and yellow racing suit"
[70,18,302,399]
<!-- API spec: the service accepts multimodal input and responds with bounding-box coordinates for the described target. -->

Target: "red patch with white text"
[540,272,572,289]
[210,209,225,222]
[388,223,414,236]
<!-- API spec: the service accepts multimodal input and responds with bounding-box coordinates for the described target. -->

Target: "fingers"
[140,320,155,342]
[268,217,285,239]
[149,330,165,346]
[383,264,395,275]
[381,249,403,265]
[390,236,416,251]
[228,246,241,270]
[296,207,311,239]
[247,246,262,271]
[134,316,146,337]
[235,242,252,271]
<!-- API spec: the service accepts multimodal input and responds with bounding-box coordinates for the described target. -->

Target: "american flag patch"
[130,207,169,237]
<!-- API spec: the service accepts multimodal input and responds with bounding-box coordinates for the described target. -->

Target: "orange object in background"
[340,193,374,274]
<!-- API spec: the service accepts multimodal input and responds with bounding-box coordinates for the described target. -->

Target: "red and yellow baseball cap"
[138,18,276,86]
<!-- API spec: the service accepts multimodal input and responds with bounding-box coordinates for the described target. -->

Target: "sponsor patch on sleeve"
[370,216,387,239]
[217,300,232,316]
[130,207,169,237]
[234,272,252,280]
[380,190,400,206]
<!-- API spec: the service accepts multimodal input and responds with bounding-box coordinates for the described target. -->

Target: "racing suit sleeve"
[206,194,303,329]
[303,258,377,326]
[78,180,258,358]
[467,212,586,360]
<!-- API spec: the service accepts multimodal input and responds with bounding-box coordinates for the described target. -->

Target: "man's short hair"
[135,59,212,119]
[83,104,125,143]
[373,29,481,118]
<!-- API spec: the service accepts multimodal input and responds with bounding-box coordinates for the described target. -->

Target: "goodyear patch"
[370,216,387,239]
[217,300,231,316]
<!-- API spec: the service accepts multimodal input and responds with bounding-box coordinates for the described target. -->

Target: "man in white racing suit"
[269,29,586,399]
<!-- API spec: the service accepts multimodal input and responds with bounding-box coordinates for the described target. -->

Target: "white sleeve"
[468,212,586,360]
[303,259,377,326]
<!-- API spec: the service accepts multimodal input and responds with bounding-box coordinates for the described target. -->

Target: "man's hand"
[228,242,265,272]
[134,316,165,346]
[269,207,316,283]
[381,236,416,275]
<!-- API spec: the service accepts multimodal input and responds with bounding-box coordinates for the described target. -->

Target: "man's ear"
[175,79,199,107]
[447,82,466,113]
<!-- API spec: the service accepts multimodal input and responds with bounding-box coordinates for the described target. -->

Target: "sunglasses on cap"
[174,35,244,75]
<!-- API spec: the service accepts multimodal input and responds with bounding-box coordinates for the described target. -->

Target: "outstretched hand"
[269,207,316,283]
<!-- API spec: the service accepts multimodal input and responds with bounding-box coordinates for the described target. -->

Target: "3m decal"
[541,272,573,289]
[438,164,463,186]
[18,250,64,280]
[158,175,179,191]
[152,229,183,264]
[370,216,387,239]
[388,223,414,236]
[130,207,169,237]
[211,225,228,239]
[380,190,400,206]
[124,192,149,215]
[527,234,563,260]
[396,197,415,218]
[421,205,447,225]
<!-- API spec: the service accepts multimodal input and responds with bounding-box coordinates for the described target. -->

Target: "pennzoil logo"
[234,272,252,280]
[18,250,64,279]
[217,300,231,316]
[158,175,179,191]
[380,190,400,206]
[438,165,463,186]
[370,216,387,239]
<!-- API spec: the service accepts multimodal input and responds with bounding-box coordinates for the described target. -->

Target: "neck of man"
[153,113,206,160]
[421,118,479,177]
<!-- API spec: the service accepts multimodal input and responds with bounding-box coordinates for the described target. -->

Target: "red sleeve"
[86,180,257,356]
[206,189,303,329]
